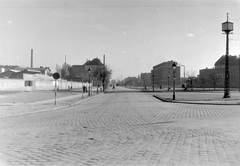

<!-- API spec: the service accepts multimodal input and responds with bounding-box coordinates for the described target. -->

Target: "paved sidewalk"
[152,91,240,105]
[0,89,104,118]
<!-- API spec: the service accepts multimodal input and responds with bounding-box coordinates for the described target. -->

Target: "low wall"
[0,79,25,91]
[0,78,89,91]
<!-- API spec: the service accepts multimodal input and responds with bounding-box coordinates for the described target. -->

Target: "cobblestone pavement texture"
[0,87,240,166]
[152,91,240,105]
[0,90,80,104]
[0,90,99,118]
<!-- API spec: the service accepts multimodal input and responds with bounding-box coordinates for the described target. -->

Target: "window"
[25,80,33,87]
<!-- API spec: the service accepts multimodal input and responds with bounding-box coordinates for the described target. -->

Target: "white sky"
[0,0,240,80]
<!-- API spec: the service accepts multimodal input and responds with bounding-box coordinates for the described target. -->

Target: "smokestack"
[31,49,33,68]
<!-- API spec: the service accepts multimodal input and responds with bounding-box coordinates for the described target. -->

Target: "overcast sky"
[0,0,240,80]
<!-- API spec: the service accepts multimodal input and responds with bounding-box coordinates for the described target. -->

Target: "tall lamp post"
[172,62,177,100]
[152,74,155,92]
[167,75,170,91]
[188,77,193,91]
[239,55,240,92]
[88,67,91,96]
[96,71,99,94]
[143,77,146,90]
[222,13,233,98]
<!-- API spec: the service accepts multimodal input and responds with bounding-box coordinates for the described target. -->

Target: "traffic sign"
[53,72,60,80]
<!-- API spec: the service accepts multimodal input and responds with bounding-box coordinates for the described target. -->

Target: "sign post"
[52,72,60,105]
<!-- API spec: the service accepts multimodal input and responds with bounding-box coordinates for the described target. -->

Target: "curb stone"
[153,95,240,105]
[0,93,104,119]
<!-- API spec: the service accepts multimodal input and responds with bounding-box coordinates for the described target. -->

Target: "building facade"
[199,55,240,89]
[67,58,104,86]
[141,73,151,87]
[151,61,181,88]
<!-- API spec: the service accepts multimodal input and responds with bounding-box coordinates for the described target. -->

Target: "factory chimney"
[31,49,33,68]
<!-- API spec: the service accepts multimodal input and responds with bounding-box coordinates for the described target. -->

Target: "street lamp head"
[222,21,233,32]
[88,67,91,73]
[172,61,177,70]
[222,14,233,32]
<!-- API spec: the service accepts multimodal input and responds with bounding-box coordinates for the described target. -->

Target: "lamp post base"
[223,94,230,98]
[173,95,175,100]
[223,88,230,98]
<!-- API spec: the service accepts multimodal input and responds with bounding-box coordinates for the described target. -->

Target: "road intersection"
[0,87,240,165]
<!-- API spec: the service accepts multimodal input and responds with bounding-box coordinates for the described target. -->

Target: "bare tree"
[186,69,197,90]
[91,65,112,90]
[61,63,70,79]
[199,76,207,90]
[186,69,197,78]
[208,73,219,90]
[55,64,61,74]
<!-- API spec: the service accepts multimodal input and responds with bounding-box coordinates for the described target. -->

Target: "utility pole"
[31,49,33,68]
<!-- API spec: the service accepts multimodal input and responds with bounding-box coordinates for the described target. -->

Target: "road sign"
[53,72,60,80]
[52,72,60,105]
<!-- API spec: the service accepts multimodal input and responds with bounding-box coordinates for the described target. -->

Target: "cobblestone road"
[0,88,240,166]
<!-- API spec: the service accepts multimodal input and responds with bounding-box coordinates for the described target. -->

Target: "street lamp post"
[152,74,155,92]
[168,75,170,91]
[172,62,177,100]
[222,13,233,98]
[239,55,240,92]
[96,71,99,94]
[188,77,193,91]
[143,77,146,90]
[88,67,91,96]
[130,78,131,89]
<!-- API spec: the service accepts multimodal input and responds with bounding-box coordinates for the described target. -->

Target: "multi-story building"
[68,58,104,86]
[151,60,181,88]
[199,55,240,88]
[141,72,151,87]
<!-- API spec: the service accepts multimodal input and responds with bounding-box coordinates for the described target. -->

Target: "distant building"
[84,58,104,74]
[16,66,51,75]
[199,55,240,88]
[0,65,18,73]
[141,73,151,87]
[151,60,181,88]
[68,58,104,85]
[0,65,51,79]
[69,65,87,82]
[0,70,18,78]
